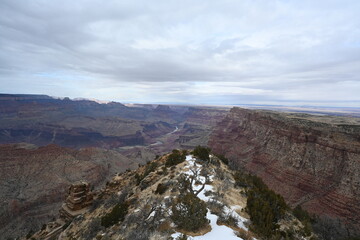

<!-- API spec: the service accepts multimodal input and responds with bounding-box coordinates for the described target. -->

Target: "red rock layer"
[208,107,360,232]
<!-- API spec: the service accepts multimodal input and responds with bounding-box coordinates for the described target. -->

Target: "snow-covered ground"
[171,155,251,240]
[172,211,242,240]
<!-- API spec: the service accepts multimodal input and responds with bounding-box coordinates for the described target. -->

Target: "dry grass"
[235,228,254,240]
[175,223,212,237]
[157,220,173,232]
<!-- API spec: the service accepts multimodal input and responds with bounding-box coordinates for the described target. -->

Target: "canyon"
[1,94,360,239]
[0,94,228,239]
[209,107,360,238]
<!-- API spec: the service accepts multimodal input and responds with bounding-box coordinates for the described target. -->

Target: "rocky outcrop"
[208,107,360,235]
[60,181,94,221]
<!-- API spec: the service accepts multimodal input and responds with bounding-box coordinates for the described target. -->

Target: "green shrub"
[165,149,186,167]
[233,171,251,188]
[171,193,208,232]
[293,205,313,236]
[293,205,311,222]
[101,201,129,228]
[192,146,211,161]
[217,212,239,228]
[244,173,287,237]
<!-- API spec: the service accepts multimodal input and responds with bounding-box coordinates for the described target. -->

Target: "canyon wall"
[0,143,142,239]
[208,107,360,235]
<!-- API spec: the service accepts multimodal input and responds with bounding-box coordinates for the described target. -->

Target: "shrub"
[165,149,186,167]
[214,167,225,180]
[176,234,190,240]
[135,162,158,185]
[192,146,211,161]
[171,193,208,232]
[207,200,225,216]
[62,221,71,230]
[245,174,287,237]
[293,205,311,223]
[214,153,229,165]
[177,174,193,194]
[101,201,129,228]
[293,205,314,236]
[155,183,168,195]
[217,212,239,228]
[233,171,251,188]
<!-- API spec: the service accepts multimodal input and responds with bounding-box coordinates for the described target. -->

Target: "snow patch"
[171,155,253,239]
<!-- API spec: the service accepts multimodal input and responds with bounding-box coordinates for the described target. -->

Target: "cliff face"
[208,107,360,234]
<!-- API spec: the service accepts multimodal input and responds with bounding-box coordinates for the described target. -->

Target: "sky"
[0,0,360,106]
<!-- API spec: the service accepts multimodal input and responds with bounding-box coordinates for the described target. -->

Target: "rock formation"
[60,181,94,221]
[209,107,360,236]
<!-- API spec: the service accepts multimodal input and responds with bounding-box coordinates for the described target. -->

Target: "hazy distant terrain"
[0,94,228,238]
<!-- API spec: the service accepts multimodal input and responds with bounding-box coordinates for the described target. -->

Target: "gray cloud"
[0,0,359,106]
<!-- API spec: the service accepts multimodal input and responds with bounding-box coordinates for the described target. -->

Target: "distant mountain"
[0,93,53,100]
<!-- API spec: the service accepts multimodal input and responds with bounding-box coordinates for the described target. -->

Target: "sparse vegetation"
[83,218,103,239]
[217,212,239,229]
[214,153,229,165]
[234,171,288,237]
[135,161,158,185]
[101,201,129,228]
[207,200,225,216]
[165,149,186,167]
[155,183,168,194]
[192,145,211,161]
[293,205,313,236]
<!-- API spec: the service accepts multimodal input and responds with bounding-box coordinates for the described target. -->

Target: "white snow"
[172,211,243,240]
[170,155,253,240]
[146,210,156,220]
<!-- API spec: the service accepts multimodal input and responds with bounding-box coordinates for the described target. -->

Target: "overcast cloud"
[0,0,359,106]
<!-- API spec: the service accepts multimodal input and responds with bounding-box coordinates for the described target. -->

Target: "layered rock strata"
[60,181,93,221]
[208,107,360,234]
